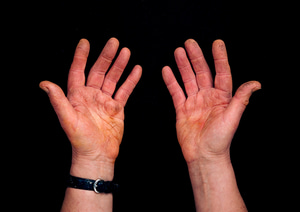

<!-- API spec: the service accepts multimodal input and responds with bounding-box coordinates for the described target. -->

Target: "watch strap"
[67,175,119,194]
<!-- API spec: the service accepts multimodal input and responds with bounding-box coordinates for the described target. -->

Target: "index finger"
[212,40,232,94]
[67,39,90,91]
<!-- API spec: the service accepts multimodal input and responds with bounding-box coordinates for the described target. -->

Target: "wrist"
[187,152,246,212]
[187,152,232,176]
[70,156,115,181]
[189,146,231,165]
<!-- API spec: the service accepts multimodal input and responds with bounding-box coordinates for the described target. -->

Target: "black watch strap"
[67,175,119,194]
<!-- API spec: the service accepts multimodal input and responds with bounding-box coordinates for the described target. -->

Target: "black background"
[6,0,296,211]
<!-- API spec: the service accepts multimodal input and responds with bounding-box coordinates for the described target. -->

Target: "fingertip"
[132,64,142,72]
[39,80,60,94]
[78,38,90,48]
[241,81,262,93]
[133,65,143,77]
[39,80,47,87]
[212,39,228,64]
[174,47,185,55]
[109,37,119,42]
[184,38,196,45]
[126,65,142,86]
[213,39,225,46]
[75,39,90,59]
[185,38,201,50]
[162,66,172,78]
[107,37,120,47]
[162,65,171,72]
[136,64,142,71]
[79,38,89,43]
[121,47,131,56]
[212,39,226,53]
[39,81,64,96]
[39,81,50,94]
[226,80,261,128]
[233,81,262,108]
[162,66,177,86]
[252,81,262,92]
[101,37,120,56]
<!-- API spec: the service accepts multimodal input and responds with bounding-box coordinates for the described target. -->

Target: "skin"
[40,38,142,212]
[40,37,259,212]
[162,39,261,211]
[162,39,261,163]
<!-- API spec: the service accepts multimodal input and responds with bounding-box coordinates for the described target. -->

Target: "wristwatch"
[67,175,119,194]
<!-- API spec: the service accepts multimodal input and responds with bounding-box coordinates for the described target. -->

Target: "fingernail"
[39,85,49,94]
[252,85,262,92]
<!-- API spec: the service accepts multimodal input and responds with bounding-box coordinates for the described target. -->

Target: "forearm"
[61,156,115,212]
[188,156,247,212]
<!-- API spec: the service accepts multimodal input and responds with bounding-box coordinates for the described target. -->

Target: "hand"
[40,38,142,166]
[162,39,260,164]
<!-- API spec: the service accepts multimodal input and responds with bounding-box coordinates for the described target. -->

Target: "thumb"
[39,81,76,130]
[225,81,261,130]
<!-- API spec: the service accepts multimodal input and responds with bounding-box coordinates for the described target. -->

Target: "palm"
[163,39,261,163]
[67,87,125,160]
[40,38,142,162]
[176,88,232,162]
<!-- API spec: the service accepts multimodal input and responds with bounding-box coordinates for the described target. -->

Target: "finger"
[114,65,142,107]
[162,66,186,110]
[101,47,131,96]
[40,81,77,132]
[184,39,213,89]
[212,40,232,94]
[224,81,261,130]
[174,47,199,96]
[86,38,119,89]
[68,39,90,91]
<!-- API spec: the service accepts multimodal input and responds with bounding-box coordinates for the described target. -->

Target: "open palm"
[163,39,260,163]
[40,38,142,163]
